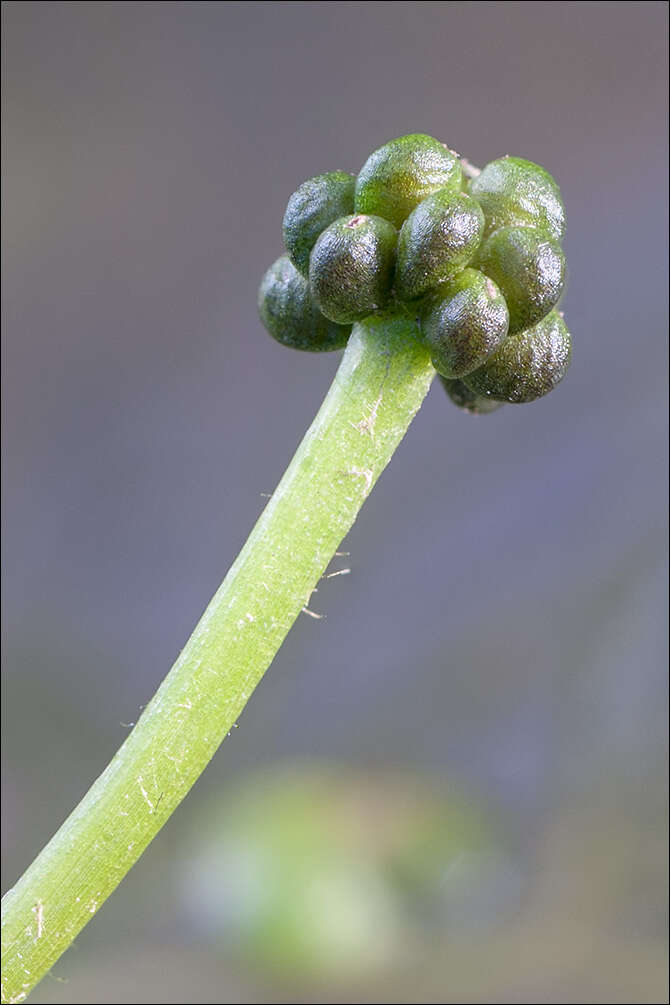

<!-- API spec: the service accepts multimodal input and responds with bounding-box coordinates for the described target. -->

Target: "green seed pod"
[258,254,351,352]
[439,375,504,415]
[477,226,565,334]
[354,134,462,229]
[464,309,572,403]
[282,171,356,278]
[396,191,485,302]
[469,156,565,241]
[421,268,509,379]
[309,214,397,324]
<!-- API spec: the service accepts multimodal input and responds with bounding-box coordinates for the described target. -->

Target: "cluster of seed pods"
[258,134,572,413]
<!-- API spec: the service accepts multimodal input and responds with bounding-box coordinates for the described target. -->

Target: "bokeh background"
[2,3,668,1002]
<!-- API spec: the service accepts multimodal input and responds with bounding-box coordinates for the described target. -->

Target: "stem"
[1,311,435,1003]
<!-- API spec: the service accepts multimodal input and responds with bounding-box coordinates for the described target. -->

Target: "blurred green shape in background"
[178,763,518,981]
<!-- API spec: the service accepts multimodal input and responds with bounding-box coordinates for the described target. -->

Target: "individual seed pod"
[421,269,509,379]
[395,191,485,302]
[477,226,565,334]
[469,156,565,241]
[439,376,505,415]
[258,254,351,351]
[282,171,356,278]
[464,310,572,403]
[309,214,397,324]
[354,134,462,229]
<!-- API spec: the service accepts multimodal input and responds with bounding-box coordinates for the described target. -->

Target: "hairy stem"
[1,312,435,1003]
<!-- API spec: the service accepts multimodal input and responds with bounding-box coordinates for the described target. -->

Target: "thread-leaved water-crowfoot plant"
[1,133,572,1003]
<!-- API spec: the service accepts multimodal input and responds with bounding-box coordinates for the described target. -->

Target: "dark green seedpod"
[396,192,485,302]
[421,268,509,378]
[282,171,356,278]
[469,156,565,241]
[464,310,572,403]
[477,226,565,334]
[309,214,397,324]
[354,134,462,229]
[258,255,351,352]
[439,375,504,415]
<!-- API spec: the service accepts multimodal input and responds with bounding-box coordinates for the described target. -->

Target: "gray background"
[2,3,668,1002]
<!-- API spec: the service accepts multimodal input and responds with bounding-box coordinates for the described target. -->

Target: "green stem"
[1,312,435,1003]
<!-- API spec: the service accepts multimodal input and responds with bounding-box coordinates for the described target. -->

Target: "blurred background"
[2,3,668,1002]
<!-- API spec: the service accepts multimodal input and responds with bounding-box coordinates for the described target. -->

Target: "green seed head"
[421,268,509,379]
[439,376,505,415]
[469,156,565,241]
[396,191,485,302]
[309,214,397,324]
[464,309,572,403]
[282,171,356,278]
[259,140,571,414]
[354,134,462,229]
[477,226,565,334]
[258,254,351,352]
